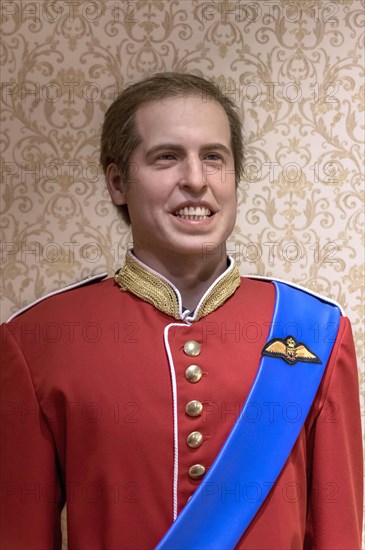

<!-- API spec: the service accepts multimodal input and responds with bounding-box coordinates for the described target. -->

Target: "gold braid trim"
[195,264,241,321]
[115,254,181,319]
[115,252,241,321]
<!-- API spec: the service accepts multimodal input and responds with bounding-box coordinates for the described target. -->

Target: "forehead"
[134,95,232,147]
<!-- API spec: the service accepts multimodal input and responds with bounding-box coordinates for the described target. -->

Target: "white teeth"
[179,215,208,220]
[175,206,211,217]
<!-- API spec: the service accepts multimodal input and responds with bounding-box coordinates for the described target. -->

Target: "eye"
[204,153,223,162]
[156,153,176,161]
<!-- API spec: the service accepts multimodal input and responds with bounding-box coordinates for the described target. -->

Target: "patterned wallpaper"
[1,0,364,543]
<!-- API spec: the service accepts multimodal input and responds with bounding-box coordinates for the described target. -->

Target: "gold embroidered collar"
[114,251,241,322]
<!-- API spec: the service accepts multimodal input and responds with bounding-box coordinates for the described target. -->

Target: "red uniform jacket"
[0,264,363,549]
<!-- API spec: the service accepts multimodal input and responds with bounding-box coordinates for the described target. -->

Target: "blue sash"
[156,281,341,550]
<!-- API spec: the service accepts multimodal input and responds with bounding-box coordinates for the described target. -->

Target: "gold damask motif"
[114,251,241,321]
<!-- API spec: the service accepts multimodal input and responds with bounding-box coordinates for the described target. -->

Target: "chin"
[169,239,227,260]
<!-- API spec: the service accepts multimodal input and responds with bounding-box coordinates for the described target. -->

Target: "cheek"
[128,195,162,226]
[223,195,237,221]
[222,186,237,206]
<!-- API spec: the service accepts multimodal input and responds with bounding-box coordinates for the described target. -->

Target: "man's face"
[108,95,237,262]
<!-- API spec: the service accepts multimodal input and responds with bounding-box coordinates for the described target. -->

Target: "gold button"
[185,400,203,417]
[187,431,203,448]
[189,464,206,479]
[183,340,201,357]
[185,365,202,383]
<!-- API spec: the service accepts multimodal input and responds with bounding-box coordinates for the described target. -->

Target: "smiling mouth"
[174,206,213,221]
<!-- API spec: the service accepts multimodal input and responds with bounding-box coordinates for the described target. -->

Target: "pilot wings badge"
[261,335,322,365]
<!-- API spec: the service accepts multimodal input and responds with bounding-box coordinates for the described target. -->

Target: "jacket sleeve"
[304,316,363,549]
[0,323,64,550]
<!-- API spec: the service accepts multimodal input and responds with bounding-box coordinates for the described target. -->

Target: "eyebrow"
[145,143,232,158]
[201,143,232,156]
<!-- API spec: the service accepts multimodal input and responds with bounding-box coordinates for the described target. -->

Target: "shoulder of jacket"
[245,274,345,315]
[6,272,109,323]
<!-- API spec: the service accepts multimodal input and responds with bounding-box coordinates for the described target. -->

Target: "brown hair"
[100,72,244,223]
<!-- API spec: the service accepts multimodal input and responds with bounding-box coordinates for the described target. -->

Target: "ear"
[105,163,127,205]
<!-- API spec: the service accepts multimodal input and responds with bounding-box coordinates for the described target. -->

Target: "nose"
[178,155,207,193]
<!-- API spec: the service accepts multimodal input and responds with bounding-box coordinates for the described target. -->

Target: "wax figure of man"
[1,73,363,549]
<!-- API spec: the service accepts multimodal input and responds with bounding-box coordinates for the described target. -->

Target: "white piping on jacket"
[163,321,191,521]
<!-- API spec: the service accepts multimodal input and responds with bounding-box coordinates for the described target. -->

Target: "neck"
[131,246,228,311]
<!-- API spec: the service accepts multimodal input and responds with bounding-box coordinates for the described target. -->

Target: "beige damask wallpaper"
[1,0,364,544]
